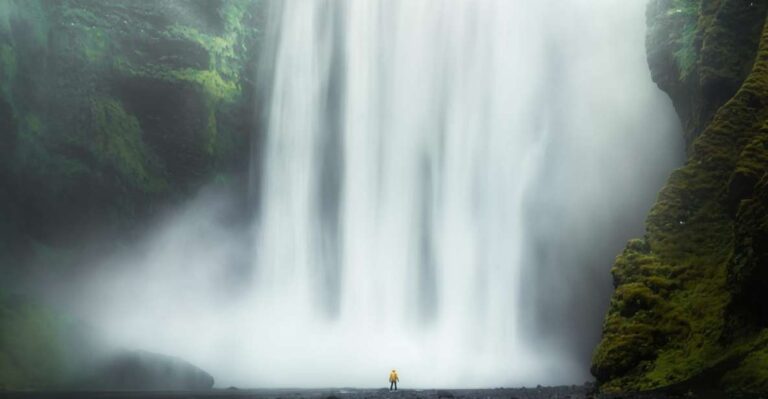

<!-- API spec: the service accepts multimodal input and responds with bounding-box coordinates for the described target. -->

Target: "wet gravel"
[0,385,763,399]
[0,386,591,399]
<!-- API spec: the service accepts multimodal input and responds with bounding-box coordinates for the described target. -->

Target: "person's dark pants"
[390,381,397,391]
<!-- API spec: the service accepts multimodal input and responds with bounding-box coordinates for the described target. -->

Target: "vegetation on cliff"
[0,0,265,389]
[0,0,263,266]
[593,0,768,394]
[646,0,766,147]
[0,291,90,390]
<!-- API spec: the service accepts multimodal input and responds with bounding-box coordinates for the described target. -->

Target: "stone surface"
[84,350,214,391]
[0,0,264,261]
[592,1,768,394]
[0,1,265,389]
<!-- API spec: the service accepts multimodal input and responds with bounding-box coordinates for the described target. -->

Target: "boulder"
[86,350,214,390]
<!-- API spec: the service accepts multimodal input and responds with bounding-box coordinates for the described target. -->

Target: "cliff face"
[0,0,265,389]
[0,0,263,262]
[0,292,89,389]
[592,0,768,394]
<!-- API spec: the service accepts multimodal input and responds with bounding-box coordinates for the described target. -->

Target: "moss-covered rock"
[728,169,768,328]
[0,0,264,263]
[0,1,266,387]
[0,291,90,390]
[646,0,767,147]
[83,350,215,390]
[0,290,217,390]
[593,2,768,394]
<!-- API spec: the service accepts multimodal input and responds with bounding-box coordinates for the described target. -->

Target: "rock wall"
[0,291,217,390]
[0,292,91,389]
[0,0,264,263]
[592,0,768,394]
[0,0,265,389]
[84,350,215,391]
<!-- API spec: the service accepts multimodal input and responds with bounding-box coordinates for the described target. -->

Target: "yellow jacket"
[389,370,399,383]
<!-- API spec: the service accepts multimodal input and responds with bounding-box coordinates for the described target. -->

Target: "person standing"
[389,369,399,391]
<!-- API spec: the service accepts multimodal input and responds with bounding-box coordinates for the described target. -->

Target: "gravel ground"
[0,386,591,399]
[0,386,763,399]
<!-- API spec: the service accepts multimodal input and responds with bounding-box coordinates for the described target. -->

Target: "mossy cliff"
[0,289,215,390]
[0,0,263,260]
[0,291,92,390]
[0,0,265,389]
[646,0,766,147]
[592,0,768,394]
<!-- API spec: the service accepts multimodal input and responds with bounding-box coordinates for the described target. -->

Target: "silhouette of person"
[389,369,399,391]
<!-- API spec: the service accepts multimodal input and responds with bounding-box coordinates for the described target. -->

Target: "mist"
[37,0,682,389]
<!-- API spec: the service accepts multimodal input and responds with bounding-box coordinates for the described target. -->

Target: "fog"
[63,0,681,389]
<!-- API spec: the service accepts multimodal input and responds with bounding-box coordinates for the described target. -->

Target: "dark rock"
[0,0,264,268]
[593,1,768,395]
[646,0,768,148]
[85,349,214,390]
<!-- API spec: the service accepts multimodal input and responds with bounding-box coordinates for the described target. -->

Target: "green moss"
[163,22,244,100]
[161,1,255,101]
[649,0,699,75]
[19,113,42,140]
[661,0,699,80]
[594,243,694,389]
[647,0,768,146]
[168,24,235,65]
[734,126,768,177]
[81,27,108,62]
[89,98,166,193]
[114,57,240,104]
[675,21,698,80]
[220,1,251,29]
[12,113,57,180]
[172,68,239,102]
[721,334,768,393]
[205,108,218,156]
[698,1,768,94]
[0,0,260,285]
[0,294,72,389]
[594,14,768,394]
[0,44,16,98]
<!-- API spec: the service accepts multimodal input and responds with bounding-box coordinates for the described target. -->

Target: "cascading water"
[250,0,553,387]
[78,0,681,389]
[242,0,679,387]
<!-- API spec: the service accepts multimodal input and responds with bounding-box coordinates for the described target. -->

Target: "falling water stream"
[251,0,550,387]
[79,0,681,389]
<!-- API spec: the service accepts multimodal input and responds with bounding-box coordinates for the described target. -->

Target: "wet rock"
[85,349,214,390]
[0,0,264,260]
[593,1,768,394]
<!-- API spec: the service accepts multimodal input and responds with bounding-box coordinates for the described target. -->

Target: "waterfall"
[250,0,549,387]
[79,0,681,389]
[245,0,679,387]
